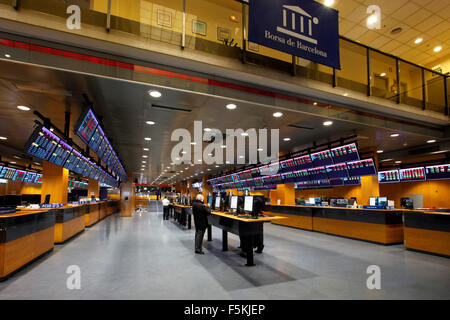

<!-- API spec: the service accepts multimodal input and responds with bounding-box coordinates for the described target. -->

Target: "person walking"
[162,196,170,220]
[192,194,211,254]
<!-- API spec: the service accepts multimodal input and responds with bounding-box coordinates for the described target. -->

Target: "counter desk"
[85,203,100,227]
[208,211,283,266]
[404,211,450,257]
[0,209,55,280]
[266,205,404,245]
[173,205,193,229]
[53,205,86,244]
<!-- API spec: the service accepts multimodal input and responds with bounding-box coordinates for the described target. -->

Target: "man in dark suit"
[192,194,211,254]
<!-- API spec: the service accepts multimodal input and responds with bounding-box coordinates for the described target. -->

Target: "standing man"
[192,194,211,254]
[162,196,170,220]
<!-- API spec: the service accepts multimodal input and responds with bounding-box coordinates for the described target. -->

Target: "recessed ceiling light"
[221,145,226,149]
[343,93,348,97]
[226,103,237,110]
[395,161,402,164]
[142,155,148,158]
[215,165,219,168]
[433,46,442,53]
[273,112,283,118]
[50,128,54,132]
[427,139,436,143]
[13,156,21,159]
[0,136,7,140]
[390,133,400,137]
[5,54,11,58]
[143,148,149,151]
[380,73,386,77]
[323,121,333,126]
[142,161,146,163]
[17,105,30,111]
[377,150,384,154]
[191,164,194,166]
[148,90,161,98]
[10,161,16,164]
[257,148,263,151]
[241,132,248,136]
[181,151,187,154]
[208,153,213,156]
[204,128,212,132]
[197,160,202,162]
[146,121,155,125]
[414,38,423,44]
[239,155,244,159]
[190,142,196,145]
[313,102,318,105]
[324,0,334,6]
[283,138,291,141]
[145,137,152,141]
[207,169,211,171]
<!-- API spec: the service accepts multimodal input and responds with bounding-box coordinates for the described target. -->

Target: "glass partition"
[424,70,446,114]
[399,61,424,109]
[369,50,397,103]
[336,39,367,95]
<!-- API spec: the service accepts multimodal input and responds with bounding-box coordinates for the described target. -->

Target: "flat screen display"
[34,174,43,184]
[310,150,334,167]
[307,167,328,180]
[346,159,377,177]
[425,164,450,181]
[215,196,221,209]
[208,196,213,207]
[331,143,360,164]
[48,140,72,167]
[343,177,361,186]
[378,170,400,184]
[0,167,16,180]
[88,125,107,158]
[326,163,349,179]
[24,126,59,161]
[370,197,377,206]
[399,167,426,182]
[76,109,98,144]
[379,197,388,206]
[293,155,313,170]
[244,196,253,212]
[23,172,37,183]
[63,149,81,171]
[330,178,344,186]
[73,153,87,175]
[12,170,26,182]
[230,196,238,209]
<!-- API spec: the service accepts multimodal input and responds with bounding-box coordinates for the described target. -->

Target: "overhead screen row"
[24,125,119,188]
[0,166,42,184]
[75,109,126,181]
[378,164,450,183]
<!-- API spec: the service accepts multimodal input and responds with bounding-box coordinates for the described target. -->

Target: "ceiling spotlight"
[17,105,30,111]
[395,161,402,164]
[145,137,152,141]
[273,112,283,118]
[323,121,333,126]
[215,165,219,168]
[414,38,423,44]
[239,155,244,159]
[433,46,442,53]
[241,132,249,136]
[142,161,146,163]
[143,148,149,151]
[377,150,384,154]
[50,128,54,132]
[380,73,386,77]
[427,139,436,143]
[5,54,11,58]
[149,90,162,98]
[146,121,155,125]
[324,0,334,7]
[226,103,237,110]
[390,133,400,137]
[0,136,7,140]
[142,155,148,158]
[313,102,318,105]
[283,138,291,141]
[257,148,263,151]
[190,142,197,145]
[343,93,348,97]
[204,128,212,132]
[221,145,226,149]
[10,161,16,164]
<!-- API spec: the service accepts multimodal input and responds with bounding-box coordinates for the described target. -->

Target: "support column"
[270,183,295,206]
[88,178,100,199]
[360,176,380,206]
[41,161,69,204]
[120,172,135,217]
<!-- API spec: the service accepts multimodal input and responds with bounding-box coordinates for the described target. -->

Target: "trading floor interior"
[0,0,449,300]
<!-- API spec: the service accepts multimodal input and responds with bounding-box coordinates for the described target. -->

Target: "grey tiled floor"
[0,211,449,300]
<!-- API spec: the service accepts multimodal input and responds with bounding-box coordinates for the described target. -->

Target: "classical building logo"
[277,5,319,45]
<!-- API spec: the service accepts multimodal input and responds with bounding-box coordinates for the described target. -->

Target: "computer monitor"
[230,196,238,210]
[378,197,388,207]
[208,196,213,207]
[309,197,316,205]
[5,195,22,207]
[21,194,41,205]
[244,196,253,212]
[215,196,221,209]
[44,194,51,204]
[369,197,377,206]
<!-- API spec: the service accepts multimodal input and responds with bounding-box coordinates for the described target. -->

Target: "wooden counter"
[85,203,100,227]
[0,209,55,280]
[404,211,450,257]
[266,205,404,245]
[53,205,86,244]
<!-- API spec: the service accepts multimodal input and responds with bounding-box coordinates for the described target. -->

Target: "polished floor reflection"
[0,210,449,299]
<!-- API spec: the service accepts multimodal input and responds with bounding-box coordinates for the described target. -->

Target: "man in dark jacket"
[192,194,211,254]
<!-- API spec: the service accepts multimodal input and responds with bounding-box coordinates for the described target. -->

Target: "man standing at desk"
[192,194,210,254]
[162,196,170,220]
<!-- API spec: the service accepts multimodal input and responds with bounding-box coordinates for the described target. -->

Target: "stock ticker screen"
[24,126,59,161]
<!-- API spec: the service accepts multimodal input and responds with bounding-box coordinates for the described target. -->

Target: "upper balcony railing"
[0,0,448,116]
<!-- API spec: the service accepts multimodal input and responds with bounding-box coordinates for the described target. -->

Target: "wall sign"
[248,0,340,69]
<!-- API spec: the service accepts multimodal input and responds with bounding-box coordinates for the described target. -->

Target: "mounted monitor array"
[209,143,375,190]
[75,109,126,181]
[68,180,88,189]
[378,164,450,184]
[0,166,42,184]
[24,125,119,188]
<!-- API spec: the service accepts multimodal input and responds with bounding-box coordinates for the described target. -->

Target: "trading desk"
[173,205,193,229]
[208,211,282,266]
